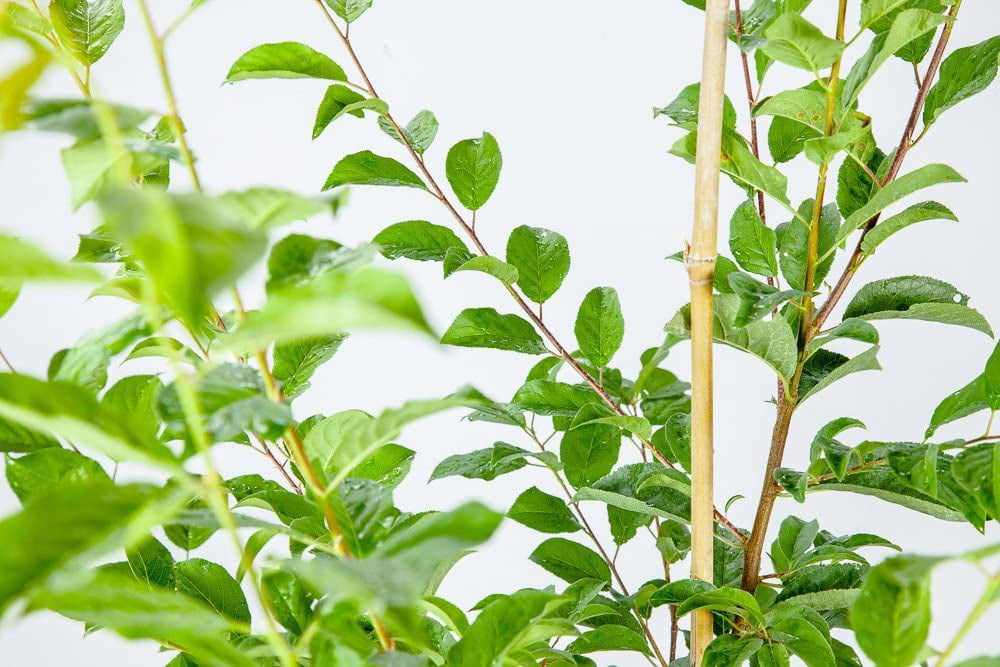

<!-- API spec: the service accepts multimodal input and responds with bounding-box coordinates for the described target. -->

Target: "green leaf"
[126,536,175,589]
[761,13,844,72]
[807,319,880,356]
[442,248,519,284]
[818,437,857,482]
[273,335,345,399]
[0,483,175,612]
[770,516,820,574]
[158,363,292,443]
[5,448,109,503]
[842,9,953,108]
[729,199,778,277]
[429,442,540,482]
[572,414,652,441]
[49,0,124,65]
[349,443,415,489]
[100,375,163,447]
[728,272,807,327]
[512,380,595,417]
[769,115,822,163]
[560,421,621,489]
[837,147,886,220]
[311,84,365,138]
[986,341,1000,410]
[567,625,651,655]
[265,233,352,293]
[769,612,837,667]
[665,293,798,384]
[850,556,934,667]
[3,3,53,37]
[218,187,325,229]
[441,307,546,355]
[448,589,568,666]
[671,129,790,205]
[529,537,611,584]
[775,468,808,503]
[0,373,175,467]
[323,150,426,191]
[779,199,840,291]
[445,132,502,210]
[506,225,571,304]
[927,374,988,438]
[223,267,433,351]
[0,234,101,283]
[797,346,882,404]
[574,287,624,367]
[22,98,148,140]
[860,201,957,255]
[654,82,738,131]
[99,189,267,334]
[952,442,1000,519]
[677,586,766,626]
[703,635,765,667]
[33,570,254,667]
[924,36,1000,127]
[262,570,311,635]
[508,487,581,533]
[0,415,60,453]
[225,42,347,82]
[175,558,251,625]
[843,275,991,336]
[326,0,372,23]
[52,313,150,394]
[373,220,467,261]
[0,280,19,320]
[755,88,828,132]
[125,337,202,366]
[378,110,439,154]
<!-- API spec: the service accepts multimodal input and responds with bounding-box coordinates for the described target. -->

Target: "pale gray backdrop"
[1,0,998,663]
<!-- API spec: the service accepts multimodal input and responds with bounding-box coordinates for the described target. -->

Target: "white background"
[1,0,999,663]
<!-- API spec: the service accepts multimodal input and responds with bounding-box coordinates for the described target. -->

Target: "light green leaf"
[798,346,882,404]
[529,537,611,584]
[5,448,109,504]
[573,486,686,523]
[574,287,624,367]
[851,556,934,667]
[779,199,840,291]
[761,13,844,73]
[0,234,101,283]
[445,132,502,210]
[0,483,178,612]
[571,415,652,441]
[654,82,738,131]
[770,516,819,574]
[952,442,1000,519]
[222,267,433,351]
[508,487,580,533]
[225,42,347,82]
[0,373,175,467]
[842,10,952,108]
[567,625,651,655]
[126,536,175,589]
[665,293,798,384]
[52,313,149,394]
[124,337,202,366]
[49,0,124,65]
[860,201,957,255]
[671,129,790,205]
[3,3,53,37]
[312,84,365,138]
[273,334,345,399]
[924,36,1000,127]
[442,248,519,284]
[378,110,439,154]
[218,187,325,229]
[175,558,251,625]
[512,380,594,416]
[373,220,467,262]
[729,199,778,277]
[323,150,426,191]
[326,0,372,23]
[927,374,988,438]
[22,98,148,140]
[441,307,546,355]
[505,225,571,304]
[843,275,991,336]
[429,442,544,482]
[754,88,828,132]
[33,570,254,667]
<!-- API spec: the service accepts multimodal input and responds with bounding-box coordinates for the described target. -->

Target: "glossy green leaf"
[798,346,882,404]
[851,556,934,667]
[728,272,807,327]
[225,42,347,82]
[49,0,124,65]
[273,335,345,399]
[429,442,543,482]
[448,589,567,666]
[952,442,1000,519]
[985,341,1000,410]
[843,275,991,336]
[665,293,798,384]
[860,201,957,255]
[560,421,621,489]
[729,199,778,277]
[4,448,109,504]
[126,536,175,590]
[927,374,988,438]
[506,225,571,304]
[262,570,311,635]
[442,248,519,284]
[445,132,502,210]
[0,234,101,283]
[513,380,594,417]
[323,150,426,191]
[326,0,371,23]
[312,84,365,138]
[373,220,467,262]
[378,110,439,154]
[529,537,611,584]
[770,516,820,574]
[508,487,580,533]
[703,635,765,667]
[567,625,651,655]
[924,36,1000,127]
[761,13,844,72]
[175,558,251,625]
[441,307,546,355]
[779,199,840,291]
[574,287,624,367]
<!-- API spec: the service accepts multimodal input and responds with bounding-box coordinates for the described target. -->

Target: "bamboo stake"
[686,0,731,662]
